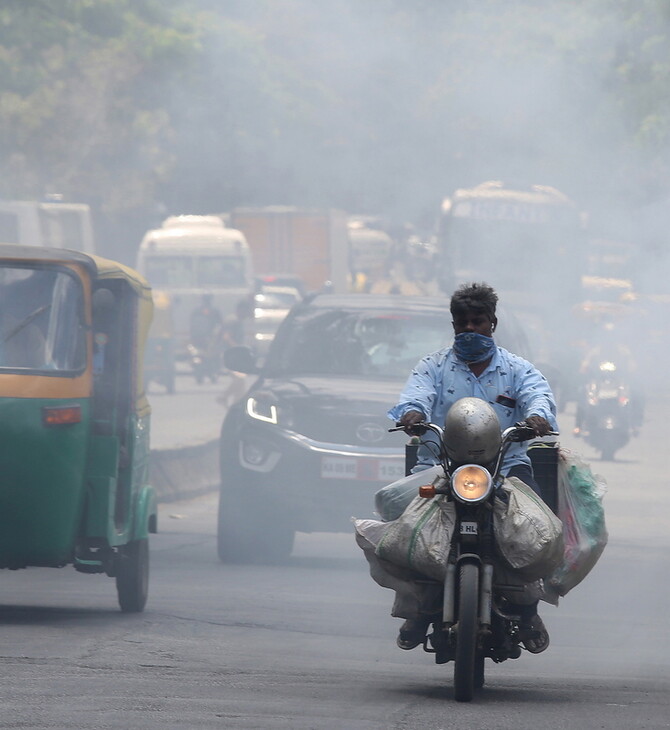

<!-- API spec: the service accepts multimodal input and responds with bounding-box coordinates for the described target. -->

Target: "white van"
[136,215,254,354]
[0,200,96,253]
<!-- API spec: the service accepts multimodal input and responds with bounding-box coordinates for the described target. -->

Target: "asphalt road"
[147,367,234,450]
[1,390,669,728]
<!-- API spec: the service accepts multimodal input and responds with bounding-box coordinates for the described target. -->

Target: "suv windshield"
[268,309,449,378]
[0,265,85,373]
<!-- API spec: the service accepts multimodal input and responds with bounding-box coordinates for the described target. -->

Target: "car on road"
[252,284,302,354]
[217,293,533,563]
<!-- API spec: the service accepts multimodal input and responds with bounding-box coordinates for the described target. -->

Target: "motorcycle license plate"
[320,456,405,482]
[460,521,478,536]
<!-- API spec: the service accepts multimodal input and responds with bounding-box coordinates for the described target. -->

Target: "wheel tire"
[217,486,294,565]
[116,538,149,613]
[474,651,485,689]
[454,562,479,702]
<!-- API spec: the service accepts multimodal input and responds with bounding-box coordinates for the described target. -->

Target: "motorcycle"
[386,399,560,702]
[577,360,632,461]
[187,338,221,384]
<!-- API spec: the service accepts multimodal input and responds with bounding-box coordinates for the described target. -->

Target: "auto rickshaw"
[0,245,157,612]
[145,289,176,394]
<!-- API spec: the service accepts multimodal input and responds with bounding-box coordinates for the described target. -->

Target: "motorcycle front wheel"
[454,561,480,702]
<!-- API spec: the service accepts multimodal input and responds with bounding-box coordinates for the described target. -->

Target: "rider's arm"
[387,352,441,424]
[513,357,558,432]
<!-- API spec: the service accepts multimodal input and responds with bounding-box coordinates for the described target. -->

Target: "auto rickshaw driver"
[0,269,49,369]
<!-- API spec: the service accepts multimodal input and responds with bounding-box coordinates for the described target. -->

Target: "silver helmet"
[443,397,501,465]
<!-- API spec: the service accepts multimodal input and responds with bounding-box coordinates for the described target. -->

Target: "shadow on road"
[287,555,367,572]
[392,679,576,704]
[0,604,135,625]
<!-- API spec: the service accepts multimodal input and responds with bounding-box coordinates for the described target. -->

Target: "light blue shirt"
[387,345,558,472]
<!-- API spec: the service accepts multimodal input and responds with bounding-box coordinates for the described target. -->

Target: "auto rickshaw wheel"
[115,538,149,612]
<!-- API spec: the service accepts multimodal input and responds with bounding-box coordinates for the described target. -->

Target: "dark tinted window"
[268,308,450,378]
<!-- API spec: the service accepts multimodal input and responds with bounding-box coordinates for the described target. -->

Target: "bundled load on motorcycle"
[353,397,608,702]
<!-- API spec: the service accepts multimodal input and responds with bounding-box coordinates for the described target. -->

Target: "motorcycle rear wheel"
[454,562,479,702]
[474,652,485,689]
[600,445,616,461]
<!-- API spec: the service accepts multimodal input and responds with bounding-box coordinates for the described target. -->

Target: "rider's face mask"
[452,332,496,364]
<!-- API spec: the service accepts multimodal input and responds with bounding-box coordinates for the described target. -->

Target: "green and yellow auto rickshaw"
[0,244,157,612]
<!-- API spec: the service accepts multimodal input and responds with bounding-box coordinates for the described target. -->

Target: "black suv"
[217,294,531,563]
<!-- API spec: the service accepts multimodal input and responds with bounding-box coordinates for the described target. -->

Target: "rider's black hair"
[450,282,498,321]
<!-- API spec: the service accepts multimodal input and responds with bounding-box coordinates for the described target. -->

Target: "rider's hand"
[526,415,552,437]
[399,409,425,434]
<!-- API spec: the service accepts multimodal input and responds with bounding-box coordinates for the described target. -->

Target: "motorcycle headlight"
[246,396,278,424]
[451,465,493,504]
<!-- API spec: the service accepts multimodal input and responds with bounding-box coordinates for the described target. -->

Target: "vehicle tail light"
[42,404,82,426]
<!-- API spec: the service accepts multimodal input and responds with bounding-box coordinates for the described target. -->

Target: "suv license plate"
[320,456,404,481]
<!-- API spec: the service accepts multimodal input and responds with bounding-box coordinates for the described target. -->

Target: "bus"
[136,215,255,356]
[436,181,585,310]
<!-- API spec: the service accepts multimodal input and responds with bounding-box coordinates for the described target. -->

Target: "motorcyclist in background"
[387,282,558,653]
[190,294,223,351]
[216,297,254,408]
[189,293,224,383]
[573,319,644,437]
[220,297,253,351]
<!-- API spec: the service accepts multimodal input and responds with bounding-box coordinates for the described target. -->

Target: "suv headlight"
[246,396,278,424]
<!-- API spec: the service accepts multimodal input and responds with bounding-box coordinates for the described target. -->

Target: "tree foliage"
[0,0,201,211]
[2,0,670,256]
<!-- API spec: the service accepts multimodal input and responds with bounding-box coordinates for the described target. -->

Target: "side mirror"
[224,345,259,374]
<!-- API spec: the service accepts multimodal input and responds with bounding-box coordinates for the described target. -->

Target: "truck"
[228,206,349,294]
[0,199,96,253]
[347,217,394,286]
[136,214,255,357]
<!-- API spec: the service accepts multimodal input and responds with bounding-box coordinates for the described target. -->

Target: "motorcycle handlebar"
[389,421,444,439]
[504,423,560,443]
[390,421,558,441]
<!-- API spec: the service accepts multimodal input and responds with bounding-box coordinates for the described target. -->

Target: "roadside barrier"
[150,440,219,501]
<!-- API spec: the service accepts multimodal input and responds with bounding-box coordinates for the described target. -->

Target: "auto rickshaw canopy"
[0,244,153,412]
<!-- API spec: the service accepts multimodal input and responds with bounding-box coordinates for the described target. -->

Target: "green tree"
[0,0,202,255]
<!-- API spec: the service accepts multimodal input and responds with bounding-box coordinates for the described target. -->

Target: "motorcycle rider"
[387,282,558,653]
[574,319,644,437]
[216,297,254,407]
[189,293,223,351]
[220,296,253,351]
